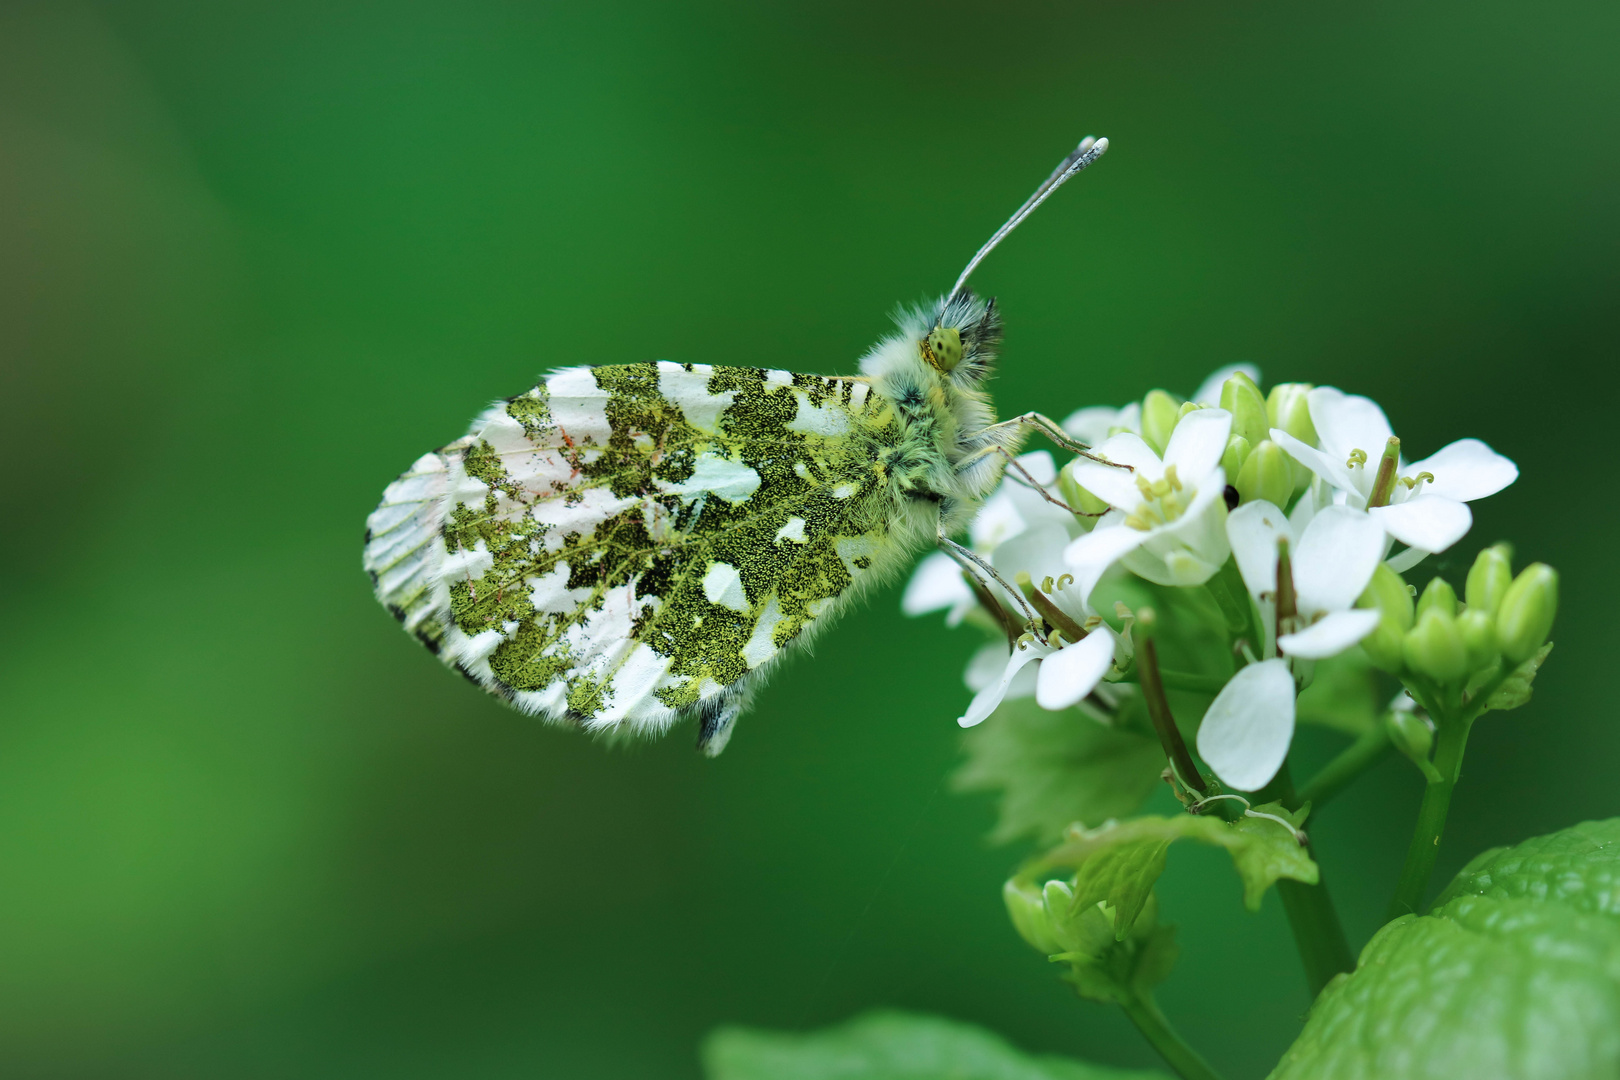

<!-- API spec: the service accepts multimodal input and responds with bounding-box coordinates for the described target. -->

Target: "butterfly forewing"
[364,361,909,739]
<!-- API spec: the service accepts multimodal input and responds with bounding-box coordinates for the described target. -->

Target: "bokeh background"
[2,2,1616,1076]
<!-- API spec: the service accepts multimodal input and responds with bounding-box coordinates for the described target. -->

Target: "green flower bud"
[1221,435,1251,486]
[1004,879,1062,955]
[1464,544,1514,616]
[1404,607,1468,684]
[1235,439,1294,507]
[1358,563,1415,673]
[1495,563,1559,664]
[1219,371,1269,448]
[1265,382,1317,444]
[1457,608,1499,672]
[1385,707,1434,765]
[1140,390,1181,457]
[1059,461,1114,531]
[1359,564,1415,630]
[1416,577,1458,619]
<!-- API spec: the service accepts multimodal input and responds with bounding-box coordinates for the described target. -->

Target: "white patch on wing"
[663,454,761,504]
[764,369,793,391]
[439,543,494,583]
[831,482,859,499]
[593,643,672,724]
[531,485,639,534]
[657,361,734,433]
[527,563,596,614]
[787,389,852,436]
[743,596,784,668]
[702,562,750,612]
[774,517,807,543]
[835,535,877,578]
[545,367,613,444]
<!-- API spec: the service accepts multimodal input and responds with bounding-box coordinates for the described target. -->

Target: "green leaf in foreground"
[1270,818,1620,1080]
[702,1010,1169,1080]
[1028,803,1317,923]
[955,697,1165,846]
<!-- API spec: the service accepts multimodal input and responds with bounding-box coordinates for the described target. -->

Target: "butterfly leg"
[981,412,1133,469]
[992,446,1109,518]
[936,533,1043,638]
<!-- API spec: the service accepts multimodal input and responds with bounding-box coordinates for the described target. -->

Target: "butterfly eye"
[924,327,963,371]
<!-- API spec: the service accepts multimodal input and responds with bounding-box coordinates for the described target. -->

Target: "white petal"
[1271,429,1364,499]
[969,490,1027,550]
[1196,659,1296,792]
[1226,500,1292,604]
[1384,546,1431,574]
[1308,387,1393,462]
[1405,438,1518,503]
[1163,407,1234,478]
[1279,609,1380,659]
[1062,405,1132,445]
[965,642,1009,692]
[1004,452,1077,528]
[992,524,1073,586]
[1287,482,1323,533]
[1069,432,1161,508]
[901,552,973,616]
[1294,505,1385,614]
[1192,363,1262,407]
[958,642,1048,728]
[1063,521,1148,604]
[1369,495,1472,554]
[1035,630,1116,711]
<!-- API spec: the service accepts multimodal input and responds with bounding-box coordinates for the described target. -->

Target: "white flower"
[1226,501,1384,660]
[901,551,977,626]
[1269,387,1517,569]
[957,630,1118,728]
[1195,659,1296,791]
[1062,408,1235,603]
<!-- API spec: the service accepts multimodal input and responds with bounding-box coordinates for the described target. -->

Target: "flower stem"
[1260,765,1355,996]
[1135,614,1208,795]
[1119,991,1227,1080]
[1384,714,1475,921]
[1294,726,1392,812]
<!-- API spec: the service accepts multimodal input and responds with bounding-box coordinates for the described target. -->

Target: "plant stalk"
[1385,714,1475,920]
[1119,991,1227,1080]
[1136,626,1208,795]
[1260,764,1355,996]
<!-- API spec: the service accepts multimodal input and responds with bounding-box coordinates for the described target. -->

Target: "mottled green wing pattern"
[364,361,915,749]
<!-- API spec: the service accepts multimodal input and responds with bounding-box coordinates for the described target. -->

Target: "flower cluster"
[906,367,1546,796]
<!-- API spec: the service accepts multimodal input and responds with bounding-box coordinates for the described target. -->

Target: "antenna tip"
[1092,136,1110,155]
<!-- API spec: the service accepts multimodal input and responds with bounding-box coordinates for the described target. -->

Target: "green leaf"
[1029,802,1317,922]
[702,1010,1169,1080]
[1481,641,1555,713]
[1431,815,1620,916]
[1270,895,1620,1079]
[954,696,1165,846]
[1295,650,1382,735]
[1270,817,1620,1080]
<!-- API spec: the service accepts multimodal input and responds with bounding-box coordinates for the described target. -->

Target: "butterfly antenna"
[940,135,1110,320]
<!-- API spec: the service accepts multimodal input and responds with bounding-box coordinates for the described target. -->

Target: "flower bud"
[1457,608,1498,672]
[1385,707,1434,765]
[1464,544,1514,617]
[1416,577,1458,619]
[1358,564,1415,673]
[1403,607,1468,684]
[1059,461,1114,531]
[1140,390,1181,457]
[1265,383,1317,445]
[1004,879,1062,955]
[1235,439,1293,507]
[1219,371,1269,448]
[1495,563,1559,664]
[1221,435,1251,486]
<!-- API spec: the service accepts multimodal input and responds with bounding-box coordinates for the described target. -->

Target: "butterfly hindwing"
[364,362,913,747]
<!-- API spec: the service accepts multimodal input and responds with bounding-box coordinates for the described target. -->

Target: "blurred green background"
[1,1,1615,1076]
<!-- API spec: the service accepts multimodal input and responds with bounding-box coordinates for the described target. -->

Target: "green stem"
[1260,765,1355,996]
[1119,669,1229,695]
[1295,726,1391,812]
[1119,992,1227,1080]
[1384,715,1475,921]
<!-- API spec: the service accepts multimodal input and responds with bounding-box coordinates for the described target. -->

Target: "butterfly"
[363,135,1112,755]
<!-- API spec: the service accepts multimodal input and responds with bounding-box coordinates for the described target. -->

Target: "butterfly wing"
[364,362,916,753]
